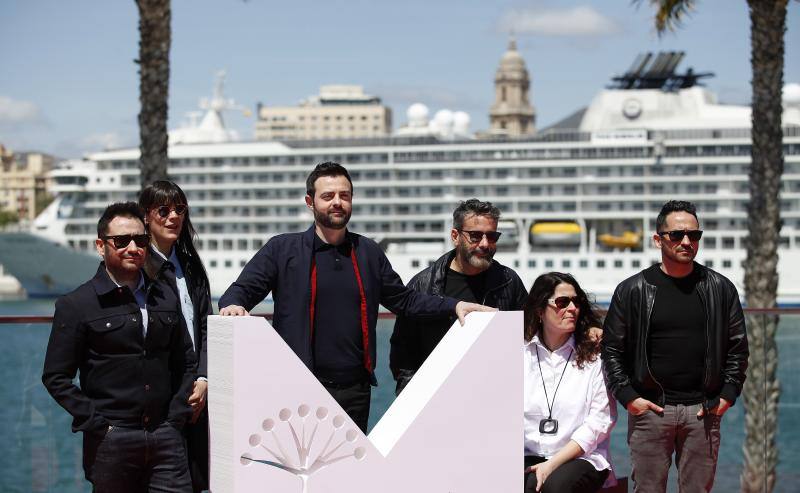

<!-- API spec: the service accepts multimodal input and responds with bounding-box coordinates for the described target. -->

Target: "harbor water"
[1,298,798,492]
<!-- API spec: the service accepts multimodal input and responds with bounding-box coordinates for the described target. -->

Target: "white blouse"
[523,334,615,474]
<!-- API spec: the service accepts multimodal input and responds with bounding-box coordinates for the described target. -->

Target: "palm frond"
[633,0,697,33]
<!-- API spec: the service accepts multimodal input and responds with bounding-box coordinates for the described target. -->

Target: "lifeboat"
[529,221,581,246]
[598,231,642,249]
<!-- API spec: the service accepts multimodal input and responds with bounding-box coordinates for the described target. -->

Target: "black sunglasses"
[155,204,188,218]
[548,296,580,310]
[101,234,150,249]
[459,230,502,244]
[658,229,703,242]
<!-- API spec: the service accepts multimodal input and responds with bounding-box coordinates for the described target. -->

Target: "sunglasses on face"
[459,230,502,244]
[548,296,580,310]
[102,234,150,249]
[154,204,188,218]
[657,229,703,242]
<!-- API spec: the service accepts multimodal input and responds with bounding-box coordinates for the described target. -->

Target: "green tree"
[135,0,171,188]
[639,1,789,491]
[0,210,19,228]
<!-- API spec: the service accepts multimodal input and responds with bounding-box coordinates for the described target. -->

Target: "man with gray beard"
[390,199,528,394]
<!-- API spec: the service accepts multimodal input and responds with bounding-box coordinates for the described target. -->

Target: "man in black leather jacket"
[390,199,527,395]
[602,200,748,493]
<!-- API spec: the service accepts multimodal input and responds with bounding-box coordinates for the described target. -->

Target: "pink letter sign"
[208,311,522,492]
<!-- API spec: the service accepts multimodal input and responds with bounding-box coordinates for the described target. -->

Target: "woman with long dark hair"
[523,272,615,493]
[140,181,210,493]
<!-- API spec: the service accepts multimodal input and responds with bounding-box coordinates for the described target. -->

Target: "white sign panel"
[208,311,522,492]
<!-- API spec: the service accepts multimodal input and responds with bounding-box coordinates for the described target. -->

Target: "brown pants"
[627,403,721,493]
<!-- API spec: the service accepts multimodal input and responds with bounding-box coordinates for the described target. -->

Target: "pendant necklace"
[535,344,573,435]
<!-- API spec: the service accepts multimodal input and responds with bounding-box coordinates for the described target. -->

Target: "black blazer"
[145,246,211,378]
[42,264,196,434]
[219,225,458,379]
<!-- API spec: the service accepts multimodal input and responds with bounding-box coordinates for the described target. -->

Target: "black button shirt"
[312,235,367,383]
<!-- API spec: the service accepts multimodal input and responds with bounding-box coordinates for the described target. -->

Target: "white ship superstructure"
[3,53,800,302]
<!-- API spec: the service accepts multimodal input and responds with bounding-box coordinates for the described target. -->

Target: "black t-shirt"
[643,264,706,405]
[311,235,367,383]
[444,268,488,304]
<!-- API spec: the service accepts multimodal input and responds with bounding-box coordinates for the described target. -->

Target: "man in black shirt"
[220,163,492,432]
[390,199,528,394]
[602,200,748,493]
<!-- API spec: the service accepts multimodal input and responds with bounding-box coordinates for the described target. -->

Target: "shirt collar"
[151,245,173,263]
[91,262,146,296]
[111,270,145,293]
[313,232,352,255]
[527,333,576,354]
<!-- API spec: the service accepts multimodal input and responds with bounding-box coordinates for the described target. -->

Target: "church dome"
[496,39,529,80]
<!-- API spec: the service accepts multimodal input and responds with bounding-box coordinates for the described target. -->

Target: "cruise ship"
[2,49,800,303]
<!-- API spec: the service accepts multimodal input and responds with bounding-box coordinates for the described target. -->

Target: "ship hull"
[0,233,100,297]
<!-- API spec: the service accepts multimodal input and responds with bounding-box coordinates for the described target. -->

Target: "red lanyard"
[309,245,372,372]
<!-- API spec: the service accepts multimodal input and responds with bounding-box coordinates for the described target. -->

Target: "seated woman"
[523,272,615,493]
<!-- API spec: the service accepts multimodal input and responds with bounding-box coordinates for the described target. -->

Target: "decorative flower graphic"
[240,404,367,493]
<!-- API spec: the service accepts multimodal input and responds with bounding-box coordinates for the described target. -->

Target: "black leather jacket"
[601,262,749,409]
[390,250,528,394]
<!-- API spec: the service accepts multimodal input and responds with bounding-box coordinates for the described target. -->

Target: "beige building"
[255,85,392,141]
[0,145,54,222]
[489,39,536,137]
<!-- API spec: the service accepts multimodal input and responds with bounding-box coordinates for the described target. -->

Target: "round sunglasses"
[153,204,188,218]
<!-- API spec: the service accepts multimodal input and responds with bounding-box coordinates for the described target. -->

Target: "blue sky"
[1,0,798,158]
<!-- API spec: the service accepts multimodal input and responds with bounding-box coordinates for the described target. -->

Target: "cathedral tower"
[489,39,535,136]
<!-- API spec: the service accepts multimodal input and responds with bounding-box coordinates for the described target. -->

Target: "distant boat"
[529,222,582,247]
[598,231,642,250]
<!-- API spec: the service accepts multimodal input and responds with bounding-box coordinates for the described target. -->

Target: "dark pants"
[627,403,721,493]
[185,410,209,493]
[322,380,371,433]
[524,455,608,493]
[83,421,192,493]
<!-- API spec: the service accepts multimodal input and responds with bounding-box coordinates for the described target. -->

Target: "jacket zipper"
[481,276,512,305]
[643,284,666,407]
[698,287,711,411]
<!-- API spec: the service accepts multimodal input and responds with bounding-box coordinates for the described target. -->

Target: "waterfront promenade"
[1,299,797,492]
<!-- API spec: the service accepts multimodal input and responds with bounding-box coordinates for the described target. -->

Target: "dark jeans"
[322,380,371,433]
[627,403,721,493]
[83,421,192,493]
[524,455,609,493]
[185,410,209,493]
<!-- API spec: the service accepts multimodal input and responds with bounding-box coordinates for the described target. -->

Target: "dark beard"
[313,207,351,230]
